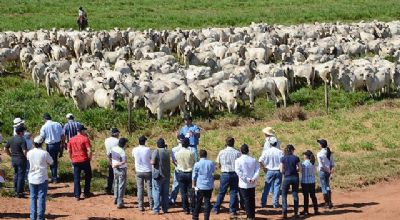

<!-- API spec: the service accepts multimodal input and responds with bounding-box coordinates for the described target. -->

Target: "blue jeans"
[72,161,92,198]
[169,170,179,203]
[319,171,331,194]
[29,181,48,220]
[152,177,170,213]
[177,171,194,213]
[12,159,26,194]
[46,142,60,182]
[282,175,299,214]
[261,170,282,207]
[114,168,127,207]
[213,172,239,213]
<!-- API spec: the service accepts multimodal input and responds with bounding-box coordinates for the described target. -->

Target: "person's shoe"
[261,204,266,208]
[117,204,125,209]
[139,207,145,212]
[16,193,25,198]
[294,213,300,218]
[273,204,280,208]
[211,208,218,214]
[300,211,309,216]
[185,209,191,215]
[230,212,238,217]
[75,197,80,201]
[282,212,288,219]
[83,192,94,198]
[152,211,160,215]
[314,211,321,215]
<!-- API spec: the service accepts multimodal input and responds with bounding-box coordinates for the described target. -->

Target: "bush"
[276,104,307,122]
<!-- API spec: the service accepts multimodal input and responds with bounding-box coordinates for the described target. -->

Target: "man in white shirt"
[169,134,184,205]
[262,127,280,151]
[235,144,259,220]
[110,138,128,209]
[259,137,284,208]
[132,135,153,211]
[104,128,120,194]
[27,136,54,220]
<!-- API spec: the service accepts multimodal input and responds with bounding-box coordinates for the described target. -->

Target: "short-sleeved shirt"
[281,155,300,177]
[63,120,81,142]
[152,148,171,179]
[105,137,119,157]
[216,146,241,172]
[259,147,284,171]
[40,120,63,144]
[67,133,91,163]
[175,148,196,172]
[192,158,215,190]
[5,135,27,162]
[110,146,127,169]
[179,124,200,148]
[171,144,183,165]
[132,145,152,172]
[27,148,53,184]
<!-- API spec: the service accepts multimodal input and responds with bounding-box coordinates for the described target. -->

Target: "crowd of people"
[0,114,335,220]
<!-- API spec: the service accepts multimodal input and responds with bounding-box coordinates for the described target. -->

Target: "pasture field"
[1,73,400,196]
[1,0,400,31]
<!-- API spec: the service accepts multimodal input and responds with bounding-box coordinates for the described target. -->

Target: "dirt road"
[0,179,399,220]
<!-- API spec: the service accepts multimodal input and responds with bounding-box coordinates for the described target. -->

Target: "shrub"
[276,104,307,122]
[359,141,376,151]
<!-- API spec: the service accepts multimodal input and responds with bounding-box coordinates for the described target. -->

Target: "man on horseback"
[77,6,88,31]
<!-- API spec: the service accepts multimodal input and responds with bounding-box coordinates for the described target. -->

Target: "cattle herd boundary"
[1,20,400,120]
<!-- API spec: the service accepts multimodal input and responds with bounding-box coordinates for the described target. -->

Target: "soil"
[0,179,399,220]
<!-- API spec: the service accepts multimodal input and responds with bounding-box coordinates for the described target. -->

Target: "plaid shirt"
[301,159,316,184]
[216,146,241,172]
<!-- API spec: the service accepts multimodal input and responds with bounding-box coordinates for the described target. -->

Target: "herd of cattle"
[1,20,400,119]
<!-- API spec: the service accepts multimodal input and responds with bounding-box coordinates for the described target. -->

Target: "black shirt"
[281,155,300,177]
[5,135,27,161]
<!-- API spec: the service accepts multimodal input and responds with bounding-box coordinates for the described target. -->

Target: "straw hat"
[13,118,25,128]
[262,127,275,136]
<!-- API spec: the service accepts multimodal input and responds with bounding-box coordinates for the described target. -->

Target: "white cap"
[33,136,44,144]
[66,113,74,119]
[13,118,25,128]
[268,136,278,145]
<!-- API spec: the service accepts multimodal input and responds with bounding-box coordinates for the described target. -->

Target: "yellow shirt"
[175,148,195,172]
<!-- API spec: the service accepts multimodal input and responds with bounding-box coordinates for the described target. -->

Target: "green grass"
[0,0,400,31]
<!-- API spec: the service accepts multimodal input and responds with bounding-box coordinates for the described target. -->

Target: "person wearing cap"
[259,136,284,208]
[4,125,28,198]
[67,124,93,200]
[212,137,241,216]
[40,113,64,183]
[179,115,201,149]
[151,138,171,215]
[280,144,300,219]
[300,150,319,216]
[63,113,82,143]
[262,127,280,151]
[27,136,53,220]
[104,128,120,195]
[132,135,153,211]
[235,144,260,220]
[175,138,196,214]
[12,118,32,181]
[169,134,184,205]
[110,138,129,208]
[192,149,215,220]
[317,139,335,209]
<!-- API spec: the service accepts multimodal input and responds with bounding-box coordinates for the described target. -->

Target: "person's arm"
[151,150,157,166]
[192,163,198,188]
[215,152,221,169]
[40,125,46,139]
[171,150,178,166]
[46,152,54,165]
[259,152,267,172]
[194,125,200,138]
[279,161,285,174]
[251,160,260,183]
[4,140,11,156]
[235,159,247,183]
[86,139,92,160]
[21,139,28,157]
[67,142,72,160]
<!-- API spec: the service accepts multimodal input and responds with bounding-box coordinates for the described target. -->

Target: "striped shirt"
[216,146,241,172]
[110,146,127,169]
[63,120,81,142]
[301,159,316,184]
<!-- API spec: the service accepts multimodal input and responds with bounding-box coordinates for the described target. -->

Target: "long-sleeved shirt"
[192,158,215,190]
[40,120,63,144]
[317,148,335,172]
[235,154,260,189]
[259,147,284,171]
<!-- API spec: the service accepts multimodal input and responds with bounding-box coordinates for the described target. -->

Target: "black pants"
[301,183,318,213]
[239,187,256,219]
[192,189,212,220]
[73,161,92,198]
[106,164,114,192]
